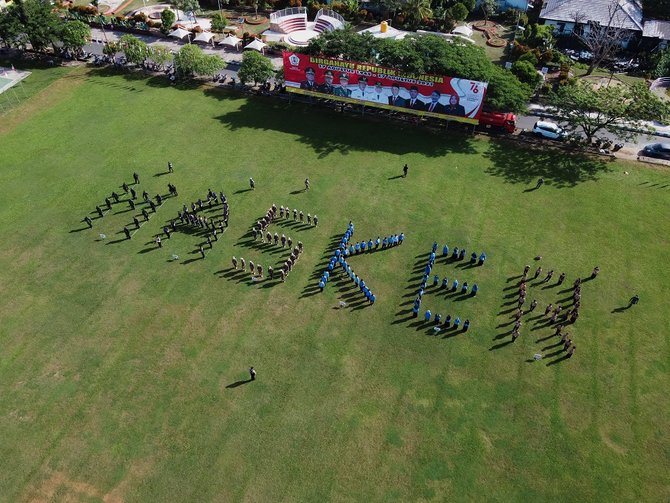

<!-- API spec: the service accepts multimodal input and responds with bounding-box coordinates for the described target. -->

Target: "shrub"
[512,60,542,87]
[518,51,538,66]
[210,13,228,32]
[160,8,176,34]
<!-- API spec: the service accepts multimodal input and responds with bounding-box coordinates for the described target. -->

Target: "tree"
[376,0,403,20]
[59,20,91,53]
[401,0,433,29]
[238,50,275,85]
[119,34,148,65]
[549,80,670,143]
[511,60,542,87]
[448,2,468,22]
[655,49,670,78]
[210,12,228,33]
[485,66,531,113]
[573,1,631,75]
[13,0,61,52]
[149,45,172,69]
[173,44,224,77]
[168,0,181,20]
[518,23,554,49]
[480,0,497,23]
[195,53,226,76]
[0,6,24,48]
[459,0,475,12]
[303,26,379,62]
[160,8,176,34]
[170,0,200,20]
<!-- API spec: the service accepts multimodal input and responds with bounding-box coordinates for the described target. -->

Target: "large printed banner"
[283,52,488,124]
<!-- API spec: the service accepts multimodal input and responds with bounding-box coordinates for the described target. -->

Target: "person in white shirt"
[350,77,371,101]
[370,81,387,103]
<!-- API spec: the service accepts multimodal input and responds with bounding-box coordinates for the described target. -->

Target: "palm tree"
[401,0,432,29]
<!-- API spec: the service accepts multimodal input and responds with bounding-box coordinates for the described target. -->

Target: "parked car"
[532,121,566,140]
[639,143,670,161]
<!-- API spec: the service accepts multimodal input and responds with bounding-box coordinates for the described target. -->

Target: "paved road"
[85,28,283,69]
[515,114,667,161]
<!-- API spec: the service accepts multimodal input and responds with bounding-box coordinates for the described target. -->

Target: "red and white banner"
[283,52,488,124]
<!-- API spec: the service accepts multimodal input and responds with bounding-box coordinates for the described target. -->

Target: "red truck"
[478,111,517,133]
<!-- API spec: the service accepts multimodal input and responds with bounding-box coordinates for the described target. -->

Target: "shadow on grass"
[210,95,479,159]
[225,379,253,389]
[483,139,612,188]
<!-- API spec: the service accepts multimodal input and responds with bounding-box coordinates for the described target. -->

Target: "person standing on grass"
[133,172,140,184]
[630,294,640,306]
[591,266,600,279]
[534,266,542,279]
[123,226,131,240]
[168,161,173,173]
[83,216,92,228]
[305,178,310,191]
[249,177,255,190]
[536,178,544,189]
[403,164,409,177]
[249,367,256,381]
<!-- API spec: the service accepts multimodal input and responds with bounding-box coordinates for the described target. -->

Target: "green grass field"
[0,64,669,502]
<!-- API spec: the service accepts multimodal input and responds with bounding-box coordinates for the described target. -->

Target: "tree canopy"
[238,50,275,85]
[160,8,176,34]
[173,44,225,77]
[59,20,91,53]
[0,0,60,52]
[302,31,531,112]
[549,80,670,142]
[119,34,148,65]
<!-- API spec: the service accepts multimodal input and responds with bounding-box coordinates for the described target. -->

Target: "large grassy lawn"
[0,65,669,502]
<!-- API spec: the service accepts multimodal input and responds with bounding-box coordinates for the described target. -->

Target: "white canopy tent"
[193,31,214,43]
[220,35,242,49]
[169,28,191,40]
[244,39,267,53]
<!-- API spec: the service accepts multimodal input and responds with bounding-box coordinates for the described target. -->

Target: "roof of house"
[540,0,644,31]
[642,19,670,40]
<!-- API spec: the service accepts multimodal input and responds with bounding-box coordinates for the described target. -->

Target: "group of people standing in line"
[509,263,602,358]
[342,233,405,256]
[81,168,180,243]
[319,222,383,304]
[412,241,479,332]
[232,240,304,283]
[163,188,230,258]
